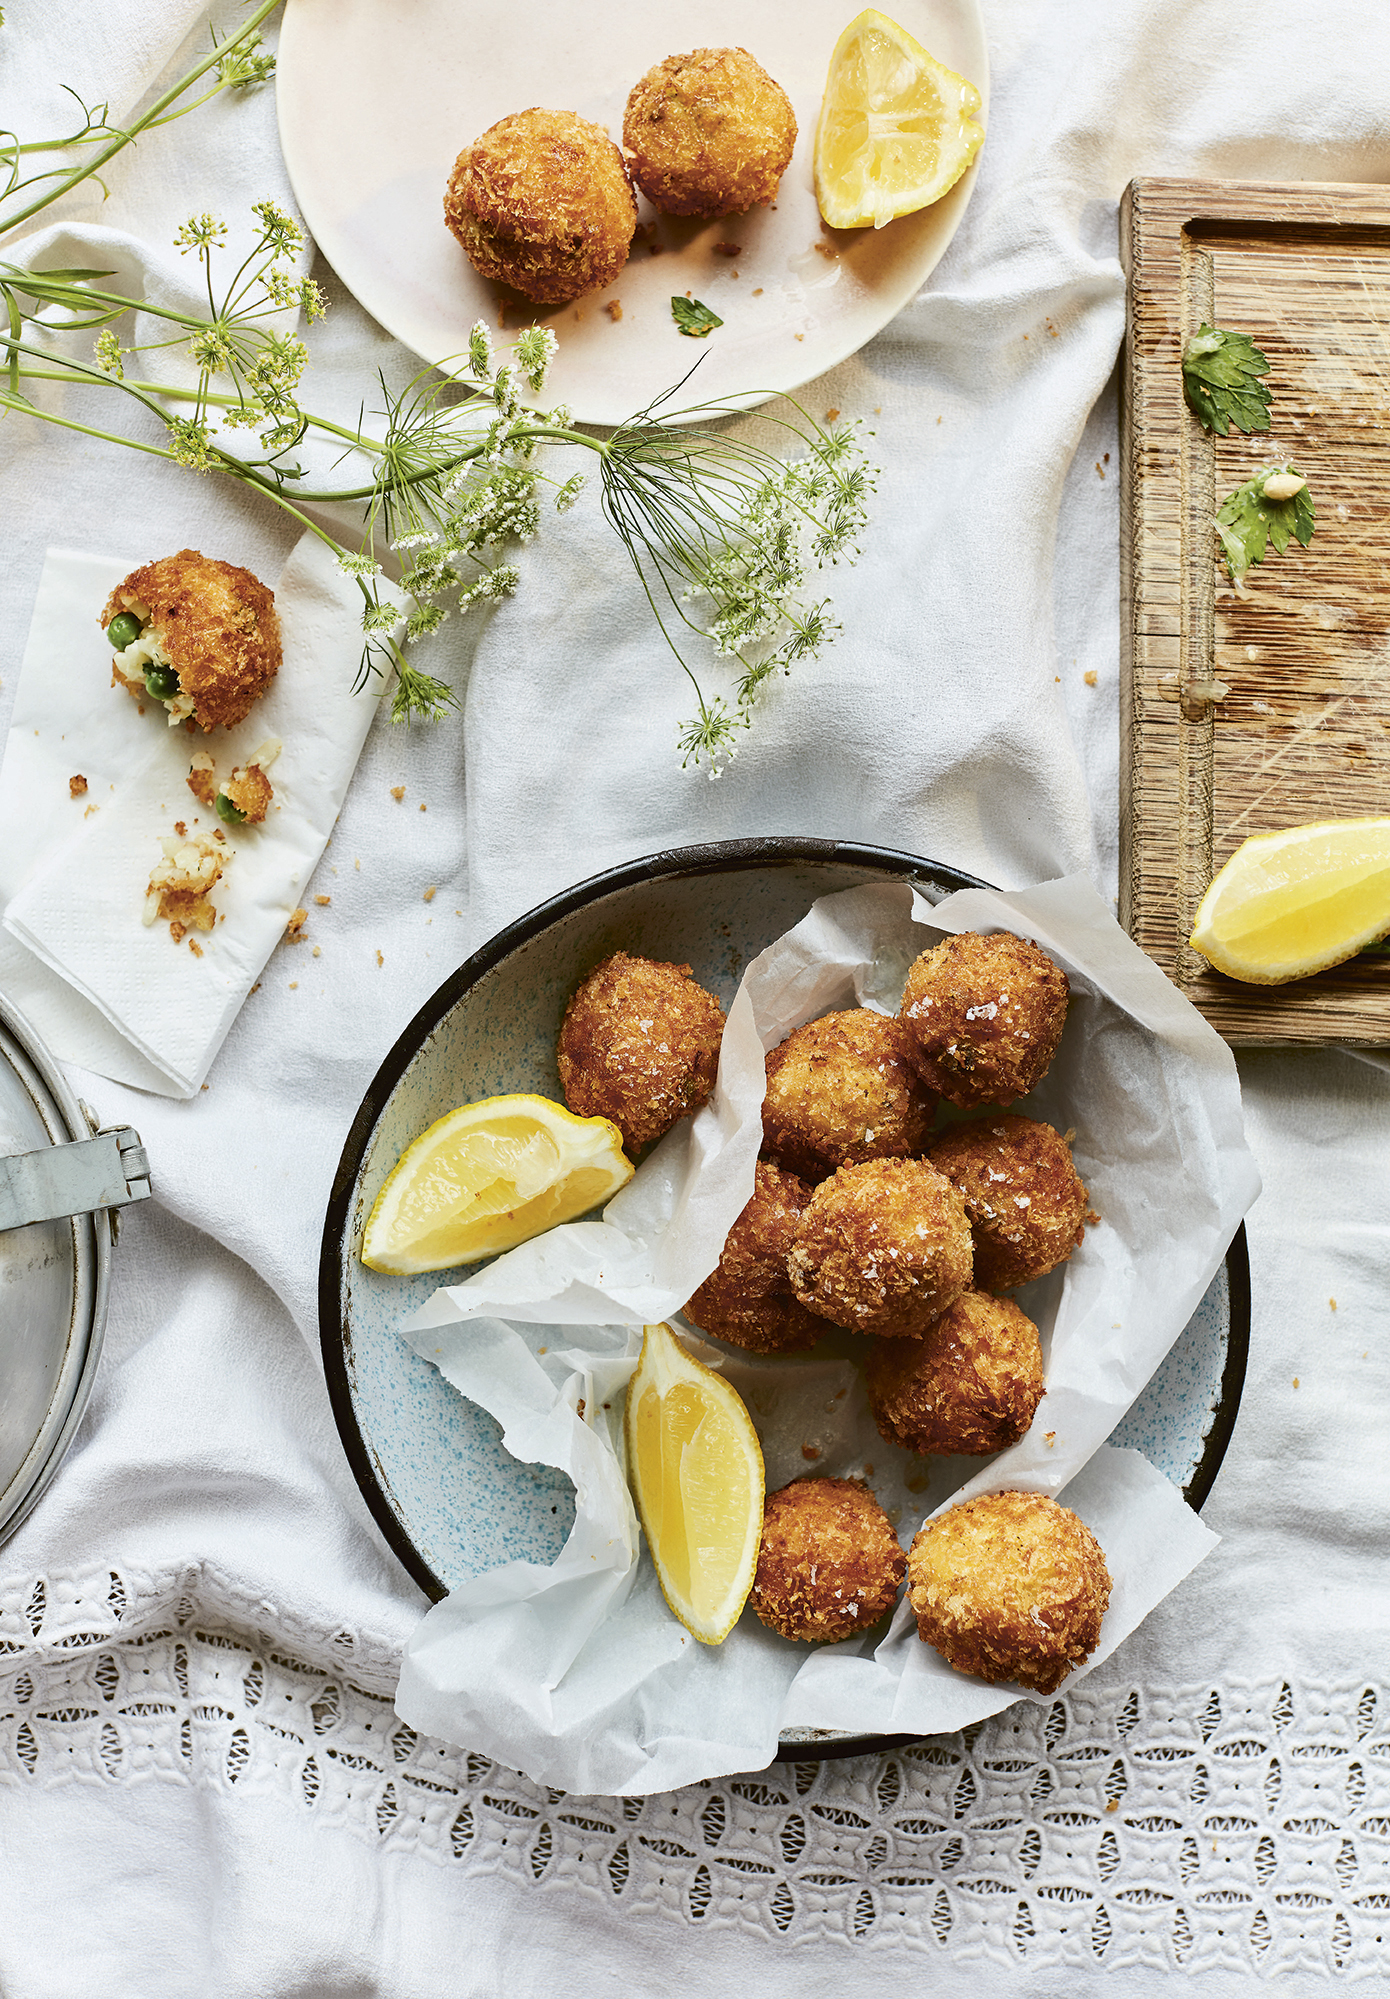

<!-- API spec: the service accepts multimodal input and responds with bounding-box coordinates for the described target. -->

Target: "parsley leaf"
[1214,467,1315,587]
[1182,324,1272,436]
[671,296,723,339]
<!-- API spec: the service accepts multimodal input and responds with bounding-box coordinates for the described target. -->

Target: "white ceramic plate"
[276,0,988,425]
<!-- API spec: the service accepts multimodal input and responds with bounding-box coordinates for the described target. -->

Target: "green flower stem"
[0,0,284,234]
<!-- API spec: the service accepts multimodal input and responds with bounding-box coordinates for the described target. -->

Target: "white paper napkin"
[0,535,393,1097]
[393,876,1260,1793]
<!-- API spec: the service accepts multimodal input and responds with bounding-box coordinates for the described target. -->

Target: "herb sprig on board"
[1181,324,1272,437]
[1214,467,1315,589]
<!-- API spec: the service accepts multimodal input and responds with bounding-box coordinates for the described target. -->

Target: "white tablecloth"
[2,3,1389,1991]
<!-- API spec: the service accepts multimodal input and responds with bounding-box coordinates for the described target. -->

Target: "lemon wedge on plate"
[814,9,984,230]
[360,1093,633,1274]
[1189,818,1390,983]
[625,1323,765,1645]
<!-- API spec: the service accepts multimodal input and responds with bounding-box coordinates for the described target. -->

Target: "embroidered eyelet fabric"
[4,1561,1389,1983]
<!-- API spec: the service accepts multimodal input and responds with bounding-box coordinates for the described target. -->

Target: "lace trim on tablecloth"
[2,1561,1389,1979]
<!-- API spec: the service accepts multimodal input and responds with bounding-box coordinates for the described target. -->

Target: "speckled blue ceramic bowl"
[319,839,1248,1758]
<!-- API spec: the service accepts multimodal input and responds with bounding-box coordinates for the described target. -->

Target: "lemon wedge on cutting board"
[814,9,984,230]
[625,1323,765,1645]
[360,1093,633,1274]
[1189,818,1390,983]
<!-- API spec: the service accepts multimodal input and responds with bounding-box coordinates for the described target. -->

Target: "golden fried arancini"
[752,1477,906,1642]
[684,1159,823,1354]
[761,1008,938,1182]
[556,950,725,1155]
[929,1114,1087,1292]
[444,108,637,304]
[866,1291,1044,1457]
[786,1157,972,1338]
[899,931,1070,1108]
[907,1490,1111,1693]
[623,48,797,218]
[103,551,280,732]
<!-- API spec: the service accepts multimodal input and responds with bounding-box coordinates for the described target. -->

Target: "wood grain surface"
[1119,176,1390,1045]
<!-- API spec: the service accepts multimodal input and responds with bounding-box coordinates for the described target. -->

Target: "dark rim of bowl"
[317,837,1250,1767]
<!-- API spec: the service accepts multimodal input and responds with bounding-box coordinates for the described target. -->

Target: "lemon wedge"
[625,1323,765,1645]
[1189,818,1390,983]
[814,9,984,230]
[360,1093,633,1274]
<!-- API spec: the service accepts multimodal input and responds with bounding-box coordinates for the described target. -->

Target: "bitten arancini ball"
[929,1115,1088,1292]
[623,47,797,218]
[786,1157,973,1338]
[684,1160,823,1355]
[907,1490,1111,1693]
[753,1477,906,1642]
[899,931,1070,1109]
[556,950,725,1155]
[444,108,637,304]
[866,1291,1045,1458]
[103,551,280,732]
[761,1008,938,1182]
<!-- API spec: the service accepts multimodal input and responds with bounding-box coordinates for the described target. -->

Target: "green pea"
[107,611,143,651]
[215,791,247,826]
[144,664,180,702]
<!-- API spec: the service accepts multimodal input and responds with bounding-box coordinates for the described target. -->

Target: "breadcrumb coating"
[899,932,1070,1108]
[623,47,797,219]
[907,1490,1111,1693]
[753,1477,906,1642]
[103,550,279,732]
[445,108,636,304]
[786,1157,973,1337]
[929,1114,1087,1291]
[684,1159,823,1354]
[557,950,725,1154]
[762,1008,938,1181]
[866,1291,1044,1457]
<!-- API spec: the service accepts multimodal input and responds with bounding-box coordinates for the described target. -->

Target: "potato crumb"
[1106,1797,1119,1813]
[1293,1377,1300,1388]
[221,747,276,824]
[314,894,331,906]
[186,751,217,808]
[801,1443,821,1461]
[1095,461,1105,478]
[289,981,298,990]
[212,827,226,844]
[390,786,405,802]
[84,804,98,818]
[284,907,309,943]
[312,945,321,958]
[419,801,427,812]
[146,832,227,935]
[169,921,186,944]
[376,949,384,967]
[1084,670,1098,687]
[825,409,840,423]
[250,983,261,994]
[1330,1297,1337,1310]
[68,774,88,798]
[174,821,187,837]
[188,938,203,958]
[604,300,623,322]
[423,885,437,903]
[752,286,764,296]
[714,241,741,257]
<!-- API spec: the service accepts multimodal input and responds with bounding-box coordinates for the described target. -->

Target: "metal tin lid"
[0,993,112,1547]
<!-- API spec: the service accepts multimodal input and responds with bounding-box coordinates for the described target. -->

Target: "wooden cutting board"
[1119,175,1390,1045]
